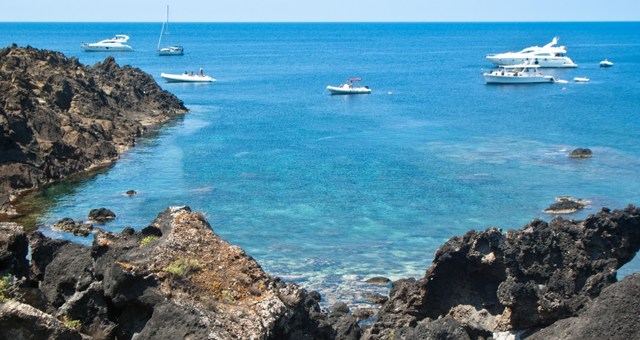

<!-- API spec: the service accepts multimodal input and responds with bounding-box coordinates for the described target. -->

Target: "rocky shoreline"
[1,46,639,339]
[1,205,639,339]
[0,45,187,219]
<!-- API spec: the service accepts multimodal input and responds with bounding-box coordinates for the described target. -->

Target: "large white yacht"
[81,35,134,52]
[486,37,577,68]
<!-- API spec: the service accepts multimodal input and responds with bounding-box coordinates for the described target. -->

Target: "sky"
[1,0,639,22]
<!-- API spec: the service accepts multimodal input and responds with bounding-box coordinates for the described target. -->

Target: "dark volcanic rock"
[568,148,593,158]
[544,196,587,214]
[0,222,29,278]
[527,273,640,340]
[87,208,116,223]
[367,205,640,339]
[52,217,94,236]
[0,45,188,218]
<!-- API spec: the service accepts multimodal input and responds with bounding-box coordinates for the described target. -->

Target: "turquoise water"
[3,22,640,307]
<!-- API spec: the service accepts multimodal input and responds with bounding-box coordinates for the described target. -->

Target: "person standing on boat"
[199,68,204,77]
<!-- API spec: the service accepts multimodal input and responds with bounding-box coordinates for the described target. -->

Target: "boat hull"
[486,56,576,68]
[160,73,215,83]
[80,44,133,52]
[483,74,554,84]
[326,85,371,95]
[158,46,184,56]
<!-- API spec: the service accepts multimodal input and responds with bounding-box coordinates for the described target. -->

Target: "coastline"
[1,43,639,338]
[0,45,188,220]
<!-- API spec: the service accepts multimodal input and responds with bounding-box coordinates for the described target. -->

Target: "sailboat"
[157,5,184,56]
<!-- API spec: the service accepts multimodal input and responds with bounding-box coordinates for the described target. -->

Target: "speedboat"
[486,37,577,68]
[599,59,614,67]
[574,77,590,82]
[157,6,184,56]
[81,35,133,52]
[326,78,371,95]
[483,63,555,84]
[160,70,215,83]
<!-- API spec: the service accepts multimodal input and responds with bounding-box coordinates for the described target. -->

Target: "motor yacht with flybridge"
[486,37,577,68]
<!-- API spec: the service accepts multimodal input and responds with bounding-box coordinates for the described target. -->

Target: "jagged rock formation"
[0,45,188,218]
[1,205,639,339]
[1,206,360,339]
[366,205,640,339]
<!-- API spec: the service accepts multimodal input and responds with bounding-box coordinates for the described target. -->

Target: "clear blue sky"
[2,0,638,22]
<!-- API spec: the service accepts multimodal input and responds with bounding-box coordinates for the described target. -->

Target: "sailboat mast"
[157,5,169,51]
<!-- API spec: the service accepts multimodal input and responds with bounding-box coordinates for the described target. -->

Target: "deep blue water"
[2,22,640,308]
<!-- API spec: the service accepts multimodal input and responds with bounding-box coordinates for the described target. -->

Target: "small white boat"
[157,6,184,56]
[483,63,555,84]
[574,77,590,82]
[327,78,371,95]
[81,35,133,52]
[161,69,215,83]
[599,59,614,67]
[486,37,577,68]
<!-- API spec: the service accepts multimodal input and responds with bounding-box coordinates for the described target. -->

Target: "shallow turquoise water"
[3,22,640,307]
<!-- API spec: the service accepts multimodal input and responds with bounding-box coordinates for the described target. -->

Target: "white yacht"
[486,37,577,68]
[81,35,133,52]
[326,78,372,95]
[600,59,614,67]
[483,63,555,84]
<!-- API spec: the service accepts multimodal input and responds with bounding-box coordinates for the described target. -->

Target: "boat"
[160,69,215,83]
[600,59,614,67]
[157,6,183,56]
[574,77,590,82]
[81,35,133,52]
[483,63,555,84]
[486,37,577,68]
[326,78,372,95]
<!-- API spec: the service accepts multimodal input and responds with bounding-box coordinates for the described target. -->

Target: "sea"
[2,22,640,309]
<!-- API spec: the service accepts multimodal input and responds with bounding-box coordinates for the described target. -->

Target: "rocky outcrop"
[525,273,640,340]
[1,206,359,339]
[366,205,640,339]
[0,45,188,218]
[1,205,639,339]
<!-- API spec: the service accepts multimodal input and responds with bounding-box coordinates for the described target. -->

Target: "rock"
[87,208,116,223]
[366,205,640,338]
[39,243,94,309]
[0,45,188,218]
[568,148,593,158]
[365,276,391,286]
[527,273,640,340]
[0,222,29,278]
[52,217,93,236]
[0,300,90,339]
[394,317,472,340]
[363,293,388,305]
[544,200,584,214]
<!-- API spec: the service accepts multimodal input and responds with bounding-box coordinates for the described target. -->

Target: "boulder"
[568,148,593,158]
[87,208,116,223]
[0,222,29,278]
[0,300,89,340]
[527,273,640,340]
